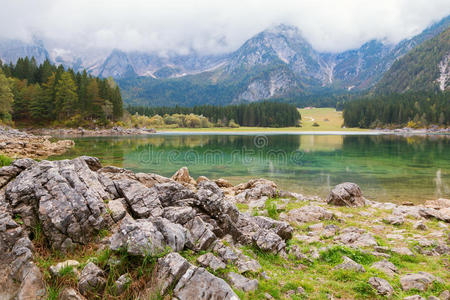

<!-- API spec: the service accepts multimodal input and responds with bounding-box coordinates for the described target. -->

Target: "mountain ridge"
[1,15,449,105]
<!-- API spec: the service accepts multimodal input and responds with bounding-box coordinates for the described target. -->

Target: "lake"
[50,133,450,204]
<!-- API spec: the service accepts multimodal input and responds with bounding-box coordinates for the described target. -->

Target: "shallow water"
[50,134,450,204]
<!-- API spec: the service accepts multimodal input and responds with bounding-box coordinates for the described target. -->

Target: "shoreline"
[26,127,450,138]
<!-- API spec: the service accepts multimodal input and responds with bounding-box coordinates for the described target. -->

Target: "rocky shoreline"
[0,157,448,299]
[377,127,450,136]
[26,126,156,138]
[0,127,74,159]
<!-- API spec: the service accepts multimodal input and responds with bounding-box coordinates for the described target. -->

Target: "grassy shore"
[159,108,368,133]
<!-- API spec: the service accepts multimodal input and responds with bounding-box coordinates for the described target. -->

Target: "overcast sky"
[1,0,449,54]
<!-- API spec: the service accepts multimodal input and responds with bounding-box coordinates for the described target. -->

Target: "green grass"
[158,108,368,132]
[265,198,279,220]
[0,154,13,167]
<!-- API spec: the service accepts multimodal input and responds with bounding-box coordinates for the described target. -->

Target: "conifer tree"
[54,72,78,120]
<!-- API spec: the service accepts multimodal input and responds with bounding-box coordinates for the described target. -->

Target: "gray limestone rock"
[327,182,367,207]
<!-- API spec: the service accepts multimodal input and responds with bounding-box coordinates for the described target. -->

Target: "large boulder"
[327,182,367,207]
[5,157,113,251]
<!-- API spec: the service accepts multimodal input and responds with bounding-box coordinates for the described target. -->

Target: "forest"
[0,57,123,127]
[128,101,301,127]
[343,91,449,128]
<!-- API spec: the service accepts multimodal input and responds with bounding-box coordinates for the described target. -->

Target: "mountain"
[374,27,450,94]
[0,38,49,65]
[1,15,449,106]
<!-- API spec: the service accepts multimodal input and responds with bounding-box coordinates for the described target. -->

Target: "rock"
[0,200,47,299]
[196,176,210,185]
[288,205,334,223]
[368,277,393,297]
[172,167,196,186]
[384,215,405,225]
[334,227,377,247]
[155,181,197,207]
[308,222,324,232]
[327,182,367,207]
[115,273,131,295]
[252,215,293,240]
[400,272,437,291]
[233,179,278,202]
[197,253,226,272]
[154,252,191,295]
[173,266,239,300]
[114,179,163,218]
[333,256,365,272]
[58,287,86,300]
[297,287,306,295]
[439,208,450,222]
[107,199,127,222]
[49,260,80,276]
[253,229,286,253]
[371,260,398,277]
[135,172,171,188]
[392,247,414,256]
[5,157,113,250]
[404,296,426,300]
[235,255,262,273]
[0,128,74,159]
[213,241,239,264]
[215,178,233,188]
[226,272,258,292]
[110,217,188,256]
[419,207,449,223]
[439,290,450,300]
[322,224,340,238]
[162,206,196,225]
[78,262,106,296]
[428,296,440,300]
[184,216,217,251]
[425,198,450,209]
[414,221,428,230]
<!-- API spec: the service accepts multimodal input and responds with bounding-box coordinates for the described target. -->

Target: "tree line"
[128,101,301,127]
[343,91,449,128]
[0,57,123,127]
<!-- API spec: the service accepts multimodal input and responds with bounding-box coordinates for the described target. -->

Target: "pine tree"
[111,86,123,120]
[0,71,14,121]
[54,72,78,120]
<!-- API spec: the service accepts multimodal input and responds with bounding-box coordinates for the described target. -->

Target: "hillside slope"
[374,27,450,94]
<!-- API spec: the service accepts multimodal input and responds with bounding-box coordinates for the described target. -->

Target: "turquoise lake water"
[50,133,450,204]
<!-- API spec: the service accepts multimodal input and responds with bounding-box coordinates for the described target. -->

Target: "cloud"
[0,0,449,54]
